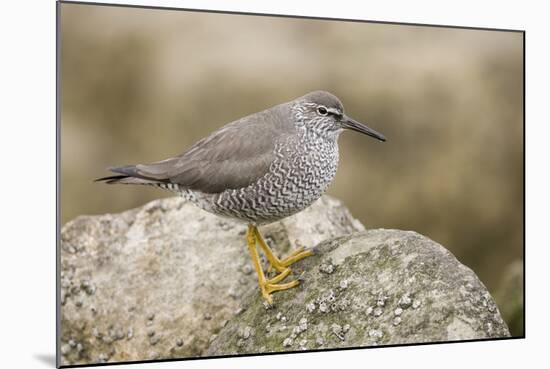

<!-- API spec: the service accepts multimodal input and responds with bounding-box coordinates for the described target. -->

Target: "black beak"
[341,115,386,142]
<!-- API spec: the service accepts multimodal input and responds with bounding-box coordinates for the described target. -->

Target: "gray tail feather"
[95,165,166,185]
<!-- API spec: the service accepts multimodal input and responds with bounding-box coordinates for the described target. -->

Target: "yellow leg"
[246,225,305,304]
[253,226,314,273]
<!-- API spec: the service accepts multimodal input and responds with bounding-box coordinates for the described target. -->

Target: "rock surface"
[59,195,364,365]
[60,195,509,365]
[207,230,510,355]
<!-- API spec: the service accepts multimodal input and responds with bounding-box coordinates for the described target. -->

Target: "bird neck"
[292,103,340,143]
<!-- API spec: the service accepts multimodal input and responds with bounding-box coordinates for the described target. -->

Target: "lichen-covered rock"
[60,195,509,365]
[59,195,364,365]
[207,230,510,355]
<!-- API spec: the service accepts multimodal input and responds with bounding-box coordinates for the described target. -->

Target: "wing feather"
[123,103,294,193]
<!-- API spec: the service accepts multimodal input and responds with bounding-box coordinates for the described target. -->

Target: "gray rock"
[60,194,509,364]
[59,195,364,365]
[207,230,510,355]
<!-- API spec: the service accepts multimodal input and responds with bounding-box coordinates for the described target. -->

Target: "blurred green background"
[60,4,523,335]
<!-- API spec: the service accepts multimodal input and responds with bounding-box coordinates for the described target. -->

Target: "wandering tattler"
[97,91,386,304]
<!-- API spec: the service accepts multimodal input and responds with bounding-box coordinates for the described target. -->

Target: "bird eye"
[317,106,328,116]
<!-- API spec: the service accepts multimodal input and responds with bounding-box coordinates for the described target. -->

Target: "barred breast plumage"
[183,124,340,225]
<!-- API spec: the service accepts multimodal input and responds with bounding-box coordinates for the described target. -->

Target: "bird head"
[295,90,386,142]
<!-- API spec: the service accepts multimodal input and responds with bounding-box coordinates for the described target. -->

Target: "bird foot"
[266,267,292,284]
[261,272,300,305]
[267,247,315,273]
[247,225,314,304]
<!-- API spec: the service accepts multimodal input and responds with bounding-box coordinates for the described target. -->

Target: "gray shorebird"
[97,91,386,304]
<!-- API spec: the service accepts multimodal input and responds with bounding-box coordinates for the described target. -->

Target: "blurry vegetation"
[60,4,523,334]
[493,260,524,336]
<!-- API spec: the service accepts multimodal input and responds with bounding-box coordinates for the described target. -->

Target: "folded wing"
[97,104,294,194]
